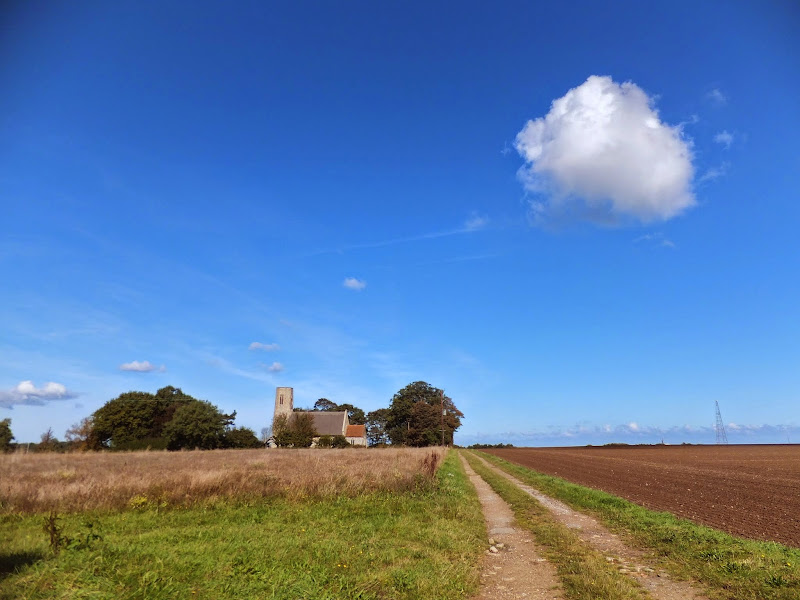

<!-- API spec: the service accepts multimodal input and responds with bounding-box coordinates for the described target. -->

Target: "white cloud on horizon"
[0,380,77,408]
[119,360,165,373]
[343,277,367,291]
[461,421,800,445]
[515,75,695,225]
[249,342,280,351]
[714,130,734,149]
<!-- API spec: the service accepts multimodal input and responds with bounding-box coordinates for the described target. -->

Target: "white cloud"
[265,362,284,373]
[0,380,77,408]
[706,88,727,106]
[699,162,729,183]
[119,360,165,372]
[249,342,280,351]
[343,277,366,291]
[515,75,695,225]
[463,214,489,231]
[634,232,675,248]
[714,130,734,149]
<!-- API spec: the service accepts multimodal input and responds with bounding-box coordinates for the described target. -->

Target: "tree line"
[0,380,463,452]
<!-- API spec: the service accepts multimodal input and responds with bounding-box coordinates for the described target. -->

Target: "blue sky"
[2,1,798,445]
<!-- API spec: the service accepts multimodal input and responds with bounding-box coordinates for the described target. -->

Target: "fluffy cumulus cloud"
[249,342,280,351]
[343,277,366,291]
[264,362,284,373]
[0,380,77,408]
[119,360,165,372]
[515,75,695,224]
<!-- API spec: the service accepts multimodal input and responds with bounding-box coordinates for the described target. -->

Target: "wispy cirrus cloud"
[634,232,675,249]
[706,88,727,106]
[463,214,489,231]
[343,277,366,291]
[714,130,734,149]
[516,75,695,225]
[249,342,280,351]
[119,360,165,373]
[699,162,730,183]
[308,214,490,256]
[0,380,77,408]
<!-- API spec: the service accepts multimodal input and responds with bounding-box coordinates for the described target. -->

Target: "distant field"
[484,444,800,547]
[0,447,444,513]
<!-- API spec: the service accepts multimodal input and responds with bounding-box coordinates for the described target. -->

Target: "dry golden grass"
[0,447,445,513]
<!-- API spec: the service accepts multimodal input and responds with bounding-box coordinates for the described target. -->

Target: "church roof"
[346,424,366,438]
[292,411,348,436]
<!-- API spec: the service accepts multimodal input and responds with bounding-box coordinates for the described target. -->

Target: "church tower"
[274,387,293,422]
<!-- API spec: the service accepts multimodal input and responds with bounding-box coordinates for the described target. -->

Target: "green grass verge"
[476,451,800,600]
[462,451,647,600]
[0,451,484,600]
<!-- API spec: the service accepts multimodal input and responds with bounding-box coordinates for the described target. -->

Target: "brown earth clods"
[484,445,800,548]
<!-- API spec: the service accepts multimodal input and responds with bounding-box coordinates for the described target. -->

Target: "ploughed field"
[484,445,800,547]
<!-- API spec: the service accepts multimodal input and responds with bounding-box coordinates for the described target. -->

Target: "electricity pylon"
[715,401,728,444]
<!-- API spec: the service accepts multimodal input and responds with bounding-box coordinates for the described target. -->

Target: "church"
[273,387,367,447]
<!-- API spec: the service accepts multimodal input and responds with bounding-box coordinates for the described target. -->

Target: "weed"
[41,511,68,555]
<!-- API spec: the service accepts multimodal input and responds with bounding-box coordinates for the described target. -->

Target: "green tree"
[386,381,463,447]
[290,412,317,447]
[331,434,349,448]
[366,408,390,446]
[337,403,366,425]
[224,426,262,449]
[272,414,292,447]
[92,386,207,450]
[0,418,13,452]
[313,398,338,411]
[163,400,235,450]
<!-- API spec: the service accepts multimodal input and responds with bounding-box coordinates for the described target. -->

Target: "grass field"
[475,450,800,600]
[1,449,484,600]
[0,447,447,513]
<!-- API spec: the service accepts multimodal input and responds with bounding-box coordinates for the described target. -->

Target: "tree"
[311,398,365,425]
[272,414,292,447]
[366,408,390,446]
[39,428,59,452]
[260,426,272,443]
[224,427,262,449]
[331,435,349,448]
[65,417,96,451]
[313,398,338,411]
[0,418,13,452]
[337,403,366,425]
[272,413,317,448]
[290,413,317,448]
[91,386,222,450]
[386,381,463,447]
[163,400,235,450]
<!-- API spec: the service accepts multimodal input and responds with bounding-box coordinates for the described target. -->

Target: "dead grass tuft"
[0,447,446,513]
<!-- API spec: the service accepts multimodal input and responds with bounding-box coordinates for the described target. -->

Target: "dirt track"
[484,445,800,548]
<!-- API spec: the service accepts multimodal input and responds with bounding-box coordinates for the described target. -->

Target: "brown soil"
[473,454,709,600]
[460,455,563,599]
[484,445,800,547]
